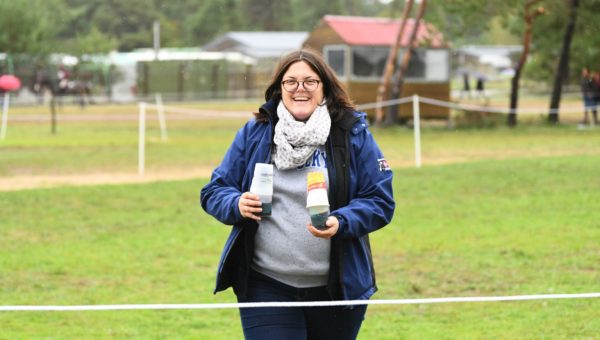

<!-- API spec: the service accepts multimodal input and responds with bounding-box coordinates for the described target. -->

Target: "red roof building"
[321,15,447,48]
[303,15,450,121]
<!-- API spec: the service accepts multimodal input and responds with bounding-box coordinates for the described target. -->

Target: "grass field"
[1,100,599,178]
[1,102,599,338]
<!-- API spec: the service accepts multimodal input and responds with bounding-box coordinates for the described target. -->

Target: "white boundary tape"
[137,94,596,175]
[2,293,599,312]
[144,103,249,118]
[140,95,593,118]
[356,96,415,111]
[356,95,595,115]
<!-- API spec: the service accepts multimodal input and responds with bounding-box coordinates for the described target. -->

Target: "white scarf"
[272,101,331,170]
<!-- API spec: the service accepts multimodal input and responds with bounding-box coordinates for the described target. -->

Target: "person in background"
[57,64,70,95]
[591,70,600,125]
[580,67,598,126]
[475,73,486,100]
[460,71,471,99]
[201,49,395,340]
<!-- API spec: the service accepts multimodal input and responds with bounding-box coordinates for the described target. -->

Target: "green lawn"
[1,155,599,338]
[2,110,600,177]
[1,102,599,338]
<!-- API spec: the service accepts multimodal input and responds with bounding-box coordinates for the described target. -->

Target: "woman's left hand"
[307,216,339,239]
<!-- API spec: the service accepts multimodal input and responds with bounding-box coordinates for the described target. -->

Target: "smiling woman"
[280,62,324,121]
[200,48,395,339]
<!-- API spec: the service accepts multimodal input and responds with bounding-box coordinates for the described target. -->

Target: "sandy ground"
[1,109,247,192]
[7,111,250,122]
[2,108,597,192]
[4,148,599,192]
[0,167,215,192]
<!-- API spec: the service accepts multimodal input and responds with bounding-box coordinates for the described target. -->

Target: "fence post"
[138,102,146,176]
[413,94,422,168]
[155,93,168,141]
[1,92,10,141]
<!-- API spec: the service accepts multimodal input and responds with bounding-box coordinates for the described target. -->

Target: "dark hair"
[255,48,355,122]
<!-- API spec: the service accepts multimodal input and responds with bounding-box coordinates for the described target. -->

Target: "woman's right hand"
[238,192,263,221]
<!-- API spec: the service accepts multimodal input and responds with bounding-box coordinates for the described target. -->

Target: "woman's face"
[280,61,324,121]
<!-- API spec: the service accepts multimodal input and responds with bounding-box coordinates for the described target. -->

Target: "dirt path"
[0,167,214,192]
[2,147,598,192]
[8,111,250,122]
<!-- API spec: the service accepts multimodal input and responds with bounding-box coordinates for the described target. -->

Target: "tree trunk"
[386,0,427,126]
[548,0,578,124]
[508,67,521,126]
[374,0,413,126]
[508,0,544,127]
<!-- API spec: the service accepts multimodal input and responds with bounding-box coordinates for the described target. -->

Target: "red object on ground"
[0,74,22,91]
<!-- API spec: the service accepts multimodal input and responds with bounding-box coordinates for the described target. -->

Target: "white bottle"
[306,171,329,230]
[250,163,273,217]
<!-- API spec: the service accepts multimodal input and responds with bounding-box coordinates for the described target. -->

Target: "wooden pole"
[508,0,544,127]
[374,0,414,125]
[386,0,427,126]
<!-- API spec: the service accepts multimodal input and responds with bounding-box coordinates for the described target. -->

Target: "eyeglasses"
[281,79,321,92]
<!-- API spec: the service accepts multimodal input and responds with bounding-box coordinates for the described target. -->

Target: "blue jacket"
[201,100,395,301]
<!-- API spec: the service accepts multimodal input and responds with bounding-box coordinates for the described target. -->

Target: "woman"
[201,49,395,339]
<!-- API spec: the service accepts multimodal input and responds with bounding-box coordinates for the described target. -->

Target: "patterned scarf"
[272,101,331,170]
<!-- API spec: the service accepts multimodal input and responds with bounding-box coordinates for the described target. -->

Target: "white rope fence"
[137,94,596,174]
[356,96,415,111]
[1,92,10,140]
[356,95,597,115]
[150,104,250,118]
[140,95,596,119]
[2,292,600,312]
[136,98,250,175]
[137,95,596,121]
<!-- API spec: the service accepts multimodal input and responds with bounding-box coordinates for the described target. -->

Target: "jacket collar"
[259,99,279,125]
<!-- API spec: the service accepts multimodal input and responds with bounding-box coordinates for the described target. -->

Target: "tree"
[57,0,186,51]
[548,0,579,124]
[184,0,242,45]
[374,0,414,125]
[59,27,118,56]
[424,0,503,46]
[386,0,427,126]
[240,0,294,31]
[518,0,600,86]
[94,1,163,51]
[508,0,544,127]
[0,0,64,54]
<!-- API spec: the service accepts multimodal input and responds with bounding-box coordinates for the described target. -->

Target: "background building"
[304,15,450,120]
[203,31,308,88]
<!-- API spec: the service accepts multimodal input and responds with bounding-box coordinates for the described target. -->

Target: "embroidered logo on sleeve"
[377,158,391,171]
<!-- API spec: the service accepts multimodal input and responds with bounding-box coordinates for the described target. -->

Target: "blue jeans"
[237,270,367,340]
[583,95,596,110]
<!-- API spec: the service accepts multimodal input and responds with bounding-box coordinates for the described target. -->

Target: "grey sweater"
[252,148,330,288]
